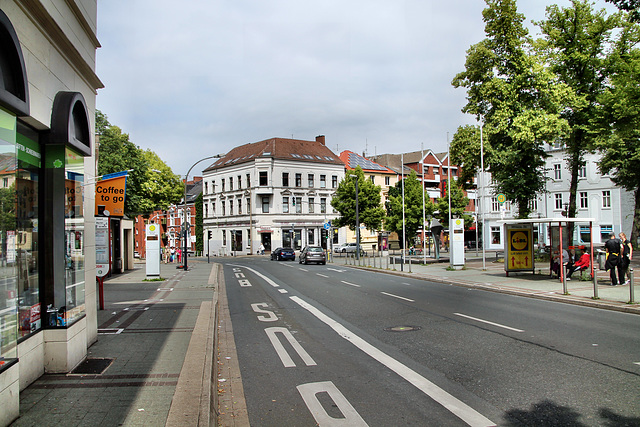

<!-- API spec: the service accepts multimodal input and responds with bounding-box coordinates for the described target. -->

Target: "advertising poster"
[505,224,534,272]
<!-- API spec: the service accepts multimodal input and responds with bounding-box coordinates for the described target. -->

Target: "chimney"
[315,135,326,146]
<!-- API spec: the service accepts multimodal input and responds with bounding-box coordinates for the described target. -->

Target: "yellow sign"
[95,176,127,216]
[497,193,506,204]
[505,226,533,271]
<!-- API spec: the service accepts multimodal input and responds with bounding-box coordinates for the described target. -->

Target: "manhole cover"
[384,325,421,332]
[70,358,114,375]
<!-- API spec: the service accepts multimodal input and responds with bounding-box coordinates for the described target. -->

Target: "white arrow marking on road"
[298,381,368,426]
[265,327,317,368]
[381,292,414,302]
[454,313,524,333]
[290,296,496,427]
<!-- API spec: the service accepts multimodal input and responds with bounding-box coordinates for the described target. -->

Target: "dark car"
[299,246,327,265]
[270,247,295,261]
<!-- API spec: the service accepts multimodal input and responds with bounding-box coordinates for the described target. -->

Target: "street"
[219,256,640,426]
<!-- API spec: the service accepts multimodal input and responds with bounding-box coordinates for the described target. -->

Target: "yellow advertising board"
[504,224,534,272]
[95,175,127,216]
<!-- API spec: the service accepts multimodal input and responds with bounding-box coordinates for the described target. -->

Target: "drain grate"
[70,358,114,375]
[384,325,421,332]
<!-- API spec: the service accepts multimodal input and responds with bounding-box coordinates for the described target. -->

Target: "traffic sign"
[496,193,506,204]
[323,221,331,230]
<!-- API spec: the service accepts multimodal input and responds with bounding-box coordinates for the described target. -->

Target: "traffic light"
[292,197,296,206]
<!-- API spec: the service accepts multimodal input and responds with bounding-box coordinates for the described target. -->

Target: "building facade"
[202,136,345,255]
[0,2,101,424]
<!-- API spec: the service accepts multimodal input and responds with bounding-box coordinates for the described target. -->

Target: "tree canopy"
[330,167,385,233]
[96,111,183,216]
[385,171,434,248]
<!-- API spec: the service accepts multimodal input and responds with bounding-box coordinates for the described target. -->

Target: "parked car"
[335,242,365,255]
[270,247,295,261]
[299,246,326,265]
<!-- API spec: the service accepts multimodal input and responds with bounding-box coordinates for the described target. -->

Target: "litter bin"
[597,249,606,271]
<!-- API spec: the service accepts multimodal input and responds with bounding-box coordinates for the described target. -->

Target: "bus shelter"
[497,218,596,281]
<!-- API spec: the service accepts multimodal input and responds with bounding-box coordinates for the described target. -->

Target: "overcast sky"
[95,0,616,177]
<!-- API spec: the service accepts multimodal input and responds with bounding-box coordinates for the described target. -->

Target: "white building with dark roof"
[202,136,345,255]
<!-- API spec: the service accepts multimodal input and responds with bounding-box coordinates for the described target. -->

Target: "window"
[434,167,439,174]
[491,197,499,212]
[204,182,208,194]
[529,198,538,211]
[555,193,563,210]
[229,177,233,191]
[580,192,588,209]
[320,198,327,214]
[238,176,242,190]
[246,198,250,214]
[554,164,562,180]
[221,178,225,192]
[491,226,501,245]
[212,202,216,216]
[309,197,315,213]
[212,181,216,193]
[246,174,250,188]
[579,225,591,243]
[2,177,8,187]
[369,175,375,184]
[262,196,269,213]
[259,171,268,186]
[600,225,612,241]
[222,201,226,216]
[320,175,326,188]
[229,200,234,215]
[282,172,289,187]
[238,198,242,214]
[295,173,302,187]
[308,174,314,188]
[296,197,302,213]
[602,190,611,208]
[578,165,587,178]
[332,175,338,188]
[205,204,208,217]
[283,197,289,213]
[385,176,390,186]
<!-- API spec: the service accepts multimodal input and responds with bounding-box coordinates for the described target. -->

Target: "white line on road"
[341,280,361,287]
[231,265,280,288]
[316,273,329,278]
[327,268,346,272]
[290,296,495,427]
[401,282,412,286]
[299,268,308,272]
[381,292,414,302]
[454,313,524,333]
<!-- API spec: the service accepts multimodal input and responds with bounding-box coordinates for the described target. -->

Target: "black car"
[270,247,295,261]
[299,246,327,265]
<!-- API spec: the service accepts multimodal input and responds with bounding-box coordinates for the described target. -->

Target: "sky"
[95,0,617,177]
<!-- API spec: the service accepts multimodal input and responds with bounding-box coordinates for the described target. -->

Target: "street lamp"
[182,154,223,271]
[349,174,360,260]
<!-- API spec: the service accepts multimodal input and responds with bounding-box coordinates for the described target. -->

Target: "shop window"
[600,225,612,241]
[579,226,591,243]
[64,148,85,326]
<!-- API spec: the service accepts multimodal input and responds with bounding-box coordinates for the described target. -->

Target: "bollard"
[593,267,599,299]
[562,264,568,295]
[408,256,412,273]
[630,268,635,304]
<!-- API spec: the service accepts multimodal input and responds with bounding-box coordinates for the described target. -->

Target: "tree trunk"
[631,188,640,249]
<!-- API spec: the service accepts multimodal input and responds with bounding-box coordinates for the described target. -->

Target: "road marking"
[290,296,495,427]
[232,265,279,288]
[341,280,361,287]
[299,268,308,272]
[251,303,278,322]
[278,289,289,294]
[381,292,414,302]
[265,327,317,368]
[401,282,412,286]
[634,362,640,366]
[327,268,346,272]
[454,313,524,333]
[298,381,368,426]
[316,273,329,278]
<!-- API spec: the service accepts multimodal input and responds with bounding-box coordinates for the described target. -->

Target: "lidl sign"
[504,224,534,272]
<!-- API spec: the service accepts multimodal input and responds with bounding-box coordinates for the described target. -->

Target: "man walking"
[604,232,624,286]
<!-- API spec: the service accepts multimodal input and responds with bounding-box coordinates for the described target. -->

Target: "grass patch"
[143,277,166,282]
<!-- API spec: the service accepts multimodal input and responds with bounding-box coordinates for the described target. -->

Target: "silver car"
[299,246,327,265]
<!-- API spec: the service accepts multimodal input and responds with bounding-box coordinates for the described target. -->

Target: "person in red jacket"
[566,250,590,280]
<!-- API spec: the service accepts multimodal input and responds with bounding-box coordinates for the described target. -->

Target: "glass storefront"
[64,148,85,326]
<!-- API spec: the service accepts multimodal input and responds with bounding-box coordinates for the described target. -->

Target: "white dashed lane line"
[454,313,524,333]
[381,292,415,302]
[341,281,361,288]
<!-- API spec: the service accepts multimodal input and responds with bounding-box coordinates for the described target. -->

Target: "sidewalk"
[341,252,640,315]
[11,260,219,427]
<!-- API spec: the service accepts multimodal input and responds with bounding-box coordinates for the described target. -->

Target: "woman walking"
[619,232,633,285]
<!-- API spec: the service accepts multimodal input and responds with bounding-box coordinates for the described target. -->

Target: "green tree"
[96,110,182,216]
[452,0,569,218]
[331,167,385,233]
[434,179,474,230]
[536,0,620,242]
[385,171,434,248]
[606,0,640,22]
[449,124,495,188]
[595,19,640,245]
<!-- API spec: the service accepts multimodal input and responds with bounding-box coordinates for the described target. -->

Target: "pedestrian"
[164,247,169,264]
[566,250,590,280]
[177,248,182,263]
[604,232,624,286]
[170,246,175,263]
[619,232,633,285]
[260,243,265,255]
[552,245,569,277]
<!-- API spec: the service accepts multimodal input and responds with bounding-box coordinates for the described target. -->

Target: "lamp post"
[349,174,360,260]
[182,154,223,271]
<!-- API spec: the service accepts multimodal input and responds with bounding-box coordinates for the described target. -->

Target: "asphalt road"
[220,256,640,426]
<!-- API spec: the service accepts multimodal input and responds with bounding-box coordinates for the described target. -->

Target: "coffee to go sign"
[95,174,127,216]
